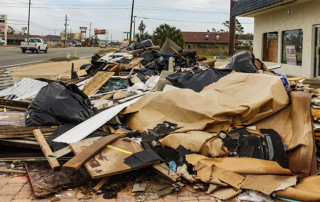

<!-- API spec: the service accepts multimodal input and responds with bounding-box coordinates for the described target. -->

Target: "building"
[232,0,319,79]
[181,31,241,49]
[0,34,45,45]
[68,33,84,41]
[45,35,78,46]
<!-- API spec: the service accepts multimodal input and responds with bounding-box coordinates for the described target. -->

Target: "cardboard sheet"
[253,92,318,176]
[124,73,289,133]
[276,175,320,201]
[186,154,292,175]
[201,137,228,157]
[240,175,296,195]
[160,131,215,152]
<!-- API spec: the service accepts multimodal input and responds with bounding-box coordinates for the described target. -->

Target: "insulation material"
[124,73,290,133]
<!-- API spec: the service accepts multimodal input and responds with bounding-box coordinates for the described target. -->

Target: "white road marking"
[0,60,44,69]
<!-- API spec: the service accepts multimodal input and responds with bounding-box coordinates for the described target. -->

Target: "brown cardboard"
[210,187,242,200]
[200,137,228,157]
[240,175,296,195]
[253,92,318,176]
[124,73,289,133]
[276,175,320,201]
[186,154,292,175]
[160,131,215,152]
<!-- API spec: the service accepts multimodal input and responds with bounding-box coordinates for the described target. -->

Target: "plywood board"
[267,40,278,63]
[63,134,125,170]
[69,137,149,179]
[82,71,114,96]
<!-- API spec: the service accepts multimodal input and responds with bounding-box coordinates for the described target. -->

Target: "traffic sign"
[123,32,131,34]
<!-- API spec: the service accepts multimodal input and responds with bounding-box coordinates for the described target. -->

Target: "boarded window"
[263,32,278,63]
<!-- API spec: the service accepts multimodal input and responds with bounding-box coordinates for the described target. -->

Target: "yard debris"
[1,37,320,202]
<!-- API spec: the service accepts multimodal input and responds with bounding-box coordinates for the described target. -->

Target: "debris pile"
[0,38,320,202]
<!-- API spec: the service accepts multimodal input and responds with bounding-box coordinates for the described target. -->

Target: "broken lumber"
[49,136,102,158]
[93,177,110,191]
[0,98,30,111]
[33,129,60,170]
[153,163,180,182]
[170,46,186,60]
[82,71,114,96]
[0,126,56,139]
[62,134,126,170]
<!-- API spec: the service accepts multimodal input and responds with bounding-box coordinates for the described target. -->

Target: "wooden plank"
[63,134,126,171]
[49,136,102,158]
[33,129,60,170]
[267,39,278,63]
[93,177,110,191]
[82,71,114,96]
[69,137,159,179]
[124,57,144,70]
[152,163,180,182]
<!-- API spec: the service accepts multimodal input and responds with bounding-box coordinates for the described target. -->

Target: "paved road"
[0,47,101,69]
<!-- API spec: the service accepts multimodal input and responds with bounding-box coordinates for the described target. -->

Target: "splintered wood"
[33,129,60,170]
[63,134,126,171]
[82,71,114,96]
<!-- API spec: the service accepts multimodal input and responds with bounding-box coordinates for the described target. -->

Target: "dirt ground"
[10,59,91,81]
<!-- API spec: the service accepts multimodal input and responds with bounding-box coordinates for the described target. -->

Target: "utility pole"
[27,0,31,45]
[133,16,136,42]
[89,22,92,46]
[129,0,134,44]
[64,14,68,47]
[228,0,236,56]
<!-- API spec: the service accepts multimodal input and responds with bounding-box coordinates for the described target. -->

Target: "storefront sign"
[286,45,297,65]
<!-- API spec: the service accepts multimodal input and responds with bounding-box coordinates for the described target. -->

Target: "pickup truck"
[20,38,48,53]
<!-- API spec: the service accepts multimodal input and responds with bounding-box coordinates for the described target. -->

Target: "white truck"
[20,38,48,53]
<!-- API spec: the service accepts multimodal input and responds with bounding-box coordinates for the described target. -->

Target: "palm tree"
[152,24,185,48]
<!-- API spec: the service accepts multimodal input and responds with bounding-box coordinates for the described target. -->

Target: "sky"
[2,0,254,42]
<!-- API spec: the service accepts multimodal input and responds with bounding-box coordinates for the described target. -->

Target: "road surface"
[0,47,101,69]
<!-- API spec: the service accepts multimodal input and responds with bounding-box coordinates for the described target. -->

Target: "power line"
[135,16,254,24]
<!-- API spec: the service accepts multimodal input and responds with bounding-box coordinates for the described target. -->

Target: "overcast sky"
[2,0,254,41]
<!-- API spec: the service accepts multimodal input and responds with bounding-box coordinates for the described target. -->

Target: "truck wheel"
[31,50,34,53]
[22,49,25,53]
[44,48,48,53]
[36,47,39,53]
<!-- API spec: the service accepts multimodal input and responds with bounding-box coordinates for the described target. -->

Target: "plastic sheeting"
[166,68,232,92]
[25,81,94,126]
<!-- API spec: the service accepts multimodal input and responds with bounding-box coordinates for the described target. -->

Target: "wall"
[185,42,229,49]
[253,1,320,78]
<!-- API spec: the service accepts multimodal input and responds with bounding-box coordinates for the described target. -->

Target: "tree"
[135,20,151,42]
[138,20,146,34]
[151,24,185,48]
[7,26,15,34]
[222,19,244,35]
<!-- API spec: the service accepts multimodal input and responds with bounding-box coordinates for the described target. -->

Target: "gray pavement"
[0,47,101,69]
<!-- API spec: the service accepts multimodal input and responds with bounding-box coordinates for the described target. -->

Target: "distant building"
[68,33,84,40]
[181,31,241,49]
[232,0,319,79]
[0,34,45,45]
[45,35,78,46]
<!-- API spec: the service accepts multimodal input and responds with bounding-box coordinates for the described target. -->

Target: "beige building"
[232,0,319,79]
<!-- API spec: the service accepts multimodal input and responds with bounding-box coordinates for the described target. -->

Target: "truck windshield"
[29,39,41,42]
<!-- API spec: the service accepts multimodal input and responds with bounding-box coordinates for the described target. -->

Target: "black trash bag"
[223,51,258,73]
[135,39,152,50]
[166,68,232,92]
[156,56,169,71]
[91,54,102,63]
[25,81,95,126]
[80,64,92,70]
[139,51,154,66]
[182,50,197,59]
[133,69,157,82]
[145,62,159,70]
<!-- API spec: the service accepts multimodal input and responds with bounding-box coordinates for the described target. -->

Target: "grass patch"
[49,57,79,62]
[95,48,118,55]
